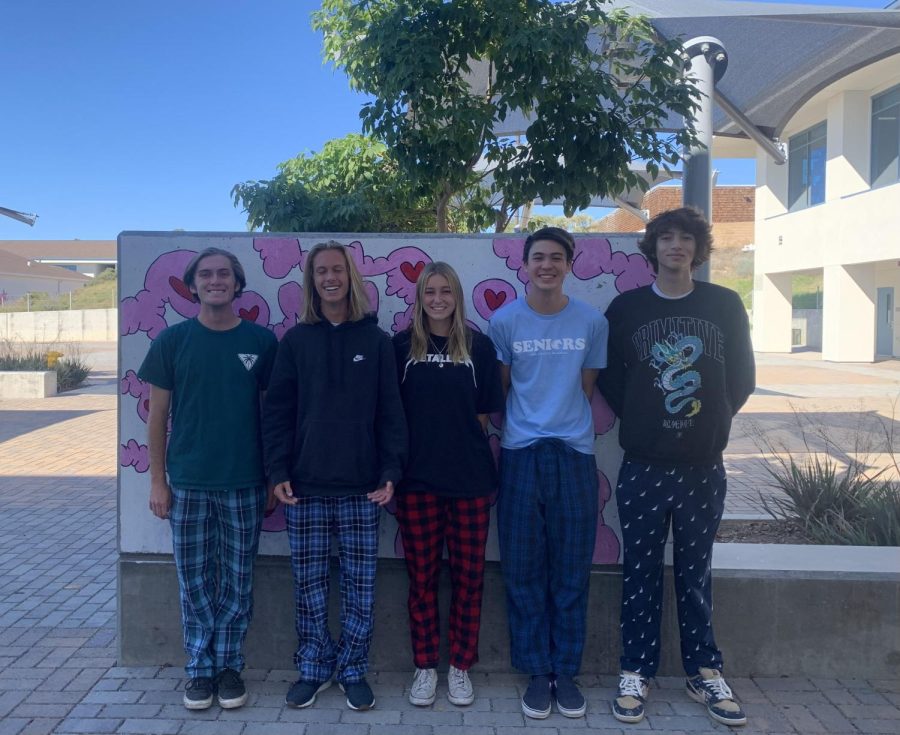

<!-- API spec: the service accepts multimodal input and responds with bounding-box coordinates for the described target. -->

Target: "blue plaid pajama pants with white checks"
[285,495,379,684]
[169,485,266,678]
[497,440,598,676]
[616,460,726,677]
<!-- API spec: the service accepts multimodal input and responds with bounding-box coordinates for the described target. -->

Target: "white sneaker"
[409,667,437,706]
[447,665,475,706]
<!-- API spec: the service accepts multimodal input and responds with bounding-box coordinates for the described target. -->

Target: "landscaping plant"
[754,408,900,546]
[0,341,92,392]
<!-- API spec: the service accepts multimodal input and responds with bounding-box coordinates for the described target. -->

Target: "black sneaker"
[285,678,331,708]
[521,674,552,719]
[183,677,214,710]
[686,668,747,727]
[216,668,247,709]
[340,679,375,710]
[613,670,650,724]
[553,674,586,718]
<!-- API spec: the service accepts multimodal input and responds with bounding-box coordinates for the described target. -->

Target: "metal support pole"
[681,37,727,282]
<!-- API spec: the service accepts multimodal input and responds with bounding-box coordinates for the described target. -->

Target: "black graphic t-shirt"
[393,329,504,497]
[597,282,755,465]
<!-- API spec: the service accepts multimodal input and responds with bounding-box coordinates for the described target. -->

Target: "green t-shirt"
[138,317,278,491]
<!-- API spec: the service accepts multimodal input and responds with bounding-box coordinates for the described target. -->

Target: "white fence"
[0,308,117,342]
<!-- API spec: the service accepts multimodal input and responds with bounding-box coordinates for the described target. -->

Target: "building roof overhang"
[608,1,900,142]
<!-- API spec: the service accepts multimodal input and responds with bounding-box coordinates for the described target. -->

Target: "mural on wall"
[118,232,653,561]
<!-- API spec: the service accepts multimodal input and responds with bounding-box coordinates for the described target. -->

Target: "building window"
[871,85,900,189]
[788,122,827,211]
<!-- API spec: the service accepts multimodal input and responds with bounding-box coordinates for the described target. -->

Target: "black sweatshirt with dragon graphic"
[597,281,755,466]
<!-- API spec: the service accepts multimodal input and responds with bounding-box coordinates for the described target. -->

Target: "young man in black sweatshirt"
[263,241,407,713]
[598,208,755,728]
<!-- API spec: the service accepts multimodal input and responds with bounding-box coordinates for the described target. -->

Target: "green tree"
[232,134,488,232]
[313,0,699,232]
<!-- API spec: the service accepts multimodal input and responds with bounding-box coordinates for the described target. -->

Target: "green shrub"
[0,342,92,392]
[55,357,92,392]
[755,411,900,546]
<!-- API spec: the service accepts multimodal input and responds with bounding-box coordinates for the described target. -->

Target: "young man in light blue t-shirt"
[488,227,608,720]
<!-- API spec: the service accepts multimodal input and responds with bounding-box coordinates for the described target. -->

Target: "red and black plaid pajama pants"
[394,491,491,670]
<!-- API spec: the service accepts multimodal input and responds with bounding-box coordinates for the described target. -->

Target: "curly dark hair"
[638,207,713,272]
[182,247,247,302]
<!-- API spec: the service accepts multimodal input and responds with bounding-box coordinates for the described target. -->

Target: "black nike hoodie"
[262,315,408,496]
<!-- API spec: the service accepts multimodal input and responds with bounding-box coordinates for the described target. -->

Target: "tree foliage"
[232,134,465,232]
[313,0,700,232]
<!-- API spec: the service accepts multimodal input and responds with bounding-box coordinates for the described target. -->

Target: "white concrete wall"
[0,309,117,342]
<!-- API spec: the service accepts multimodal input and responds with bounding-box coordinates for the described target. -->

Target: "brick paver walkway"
[0,345,898,734]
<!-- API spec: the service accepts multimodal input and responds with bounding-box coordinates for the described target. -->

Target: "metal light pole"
[681,37,727,282]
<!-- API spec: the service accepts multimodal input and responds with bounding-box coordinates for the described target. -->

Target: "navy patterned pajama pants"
[284,495,379,685]
[498,439,598,676]
[169,485,266,679]
[616,460,727,677]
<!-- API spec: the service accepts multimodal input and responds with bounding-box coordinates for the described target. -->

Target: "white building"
[599,1,900,363]
[752,52,900,362]
[0,249,91,305]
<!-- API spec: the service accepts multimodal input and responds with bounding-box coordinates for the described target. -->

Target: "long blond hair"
[409,262,471,363]
[300,241,371,324]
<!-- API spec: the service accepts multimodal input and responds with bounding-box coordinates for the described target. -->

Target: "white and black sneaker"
[521,674,552,719]
[613,671,650,724]
[183,677,214,710]
[686,668,747,727]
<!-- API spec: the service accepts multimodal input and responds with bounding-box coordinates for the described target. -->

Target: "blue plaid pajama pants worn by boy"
[616,460,727,677]
[169,486,267,678]
[285,495,379,685]
[498,439,598,676]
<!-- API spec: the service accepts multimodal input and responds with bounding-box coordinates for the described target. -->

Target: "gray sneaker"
[447,665,474,706]
[409,667,437,706]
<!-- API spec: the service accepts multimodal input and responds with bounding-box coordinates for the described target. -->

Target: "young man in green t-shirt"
[139,248,277,711]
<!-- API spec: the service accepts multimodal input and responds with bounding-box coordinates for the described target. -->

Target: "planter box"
[0,370,57,399]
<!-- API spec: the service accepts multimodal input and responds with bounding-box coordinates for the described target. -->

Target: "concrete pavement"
[0,346,898,733]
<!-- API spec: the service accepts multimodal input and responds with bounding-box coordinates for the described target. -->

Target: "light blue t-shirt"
[489,296,608,454]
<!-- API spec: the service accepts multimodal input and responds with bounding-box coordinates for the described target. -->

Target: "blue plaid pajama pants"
[285,495,379,684]
[169,485,266,678]
[497,440,598,676]
[616,460,727,677]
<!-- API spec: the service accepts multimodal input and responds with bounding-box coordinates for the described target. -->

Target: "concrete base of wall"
[118,551,899,679]
[0,370,57,399]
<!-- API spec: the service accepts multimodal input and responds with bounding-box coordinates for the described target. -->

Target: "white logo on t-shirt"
[353,354,365,362]
[512,337,586,354]
[238,353,258,370]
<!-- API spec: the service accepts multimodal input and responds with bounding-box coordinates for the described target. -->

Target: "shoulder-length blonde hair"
[409,261,471,363]
[300,241,371,324]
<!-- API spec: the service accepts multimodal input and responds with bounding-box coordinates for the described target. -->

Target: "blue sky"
[0,0,891,240]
